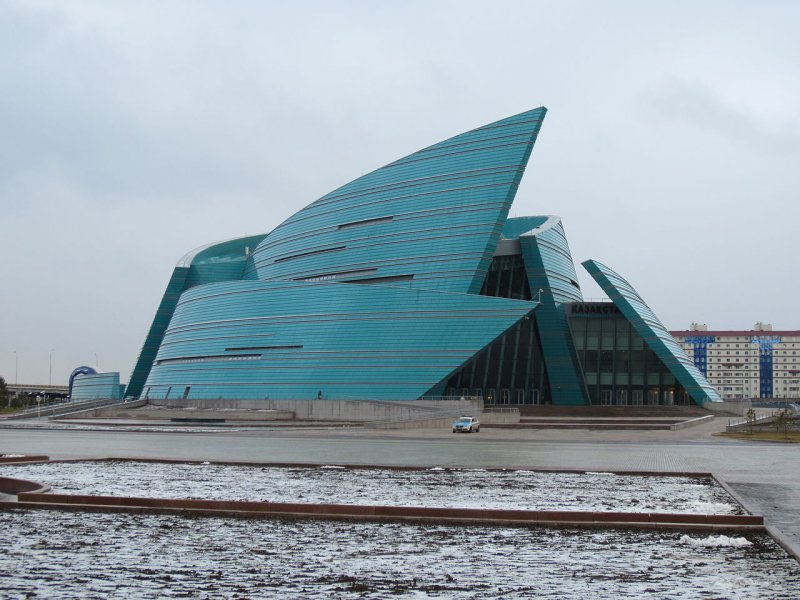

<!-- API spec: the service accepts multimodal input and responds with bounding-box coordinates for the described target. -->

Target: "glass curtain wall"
[444,255,551,404]
[568,310,693,405]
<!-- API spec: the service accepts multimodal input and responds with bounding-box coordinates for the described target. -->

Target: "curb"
[8,492,765,532]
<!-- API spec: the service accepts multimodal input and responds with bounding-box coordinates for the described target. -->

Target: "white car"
[452,416,480,433]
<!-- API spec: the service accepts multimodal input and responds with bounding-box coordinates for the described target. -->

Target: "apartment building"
[672,323,800,400]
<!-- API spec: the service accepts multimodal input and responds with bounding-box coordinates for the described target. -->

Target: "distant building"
[70,368,124,401]
[672,325,800,400]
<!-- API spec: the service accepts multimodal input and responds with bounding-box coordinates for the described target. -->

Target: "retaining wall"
[367,409,519,430]
[147,397,483,422]
[703,400,752,417]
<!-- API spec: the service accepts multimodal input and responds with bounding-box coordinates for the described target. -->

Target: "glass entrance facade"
[567,303,692,405]
[443,314,550,405]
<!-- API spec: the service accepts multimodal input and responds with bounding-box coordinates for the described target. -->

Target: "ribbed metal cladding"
[126,234,266,398]
[142,280,535,401]
[135,109,550,401]
[582,259,722,404]
[510,216,590,405]
[243,108,547,295]
[72,372,122,401]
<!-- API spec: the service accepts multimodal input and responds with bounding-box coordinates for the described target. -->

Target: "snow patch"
[687,501,737,514]
[679,535,753,548]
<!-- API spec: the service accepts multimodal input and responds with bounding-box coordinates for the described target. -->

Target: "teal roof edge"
[582,259,722,404]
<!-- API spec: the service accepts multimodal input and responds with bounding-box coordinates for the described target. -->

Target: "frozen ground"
[1,509,798,599]
[0,461,743,514]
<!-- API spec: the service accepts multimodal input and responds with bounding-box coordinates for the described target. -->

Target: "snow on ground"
[679,534,753,548]
[1,510,797,598]
[0,461,743,514]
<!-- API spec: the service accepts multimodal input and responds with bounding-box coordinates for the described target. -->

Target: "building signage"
[570,303,620,316]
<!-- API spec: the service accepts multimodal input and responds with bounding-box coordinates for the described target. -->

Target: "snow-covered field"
[0,461,742,514]
[2,510,798,598]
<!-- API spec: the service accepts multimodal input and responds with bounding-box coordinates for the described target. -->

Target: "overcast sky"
[2,0,798,385]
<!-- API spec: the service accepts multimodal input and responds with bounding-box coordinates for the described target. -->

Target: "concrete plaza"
[1,416,798,559]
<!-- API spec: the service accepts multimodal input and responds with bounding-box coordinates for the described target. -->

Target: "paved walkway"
[1,417,798,557]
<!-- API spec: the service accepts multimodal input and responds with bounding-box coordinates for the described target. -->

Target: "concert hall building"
[127,107,720,407]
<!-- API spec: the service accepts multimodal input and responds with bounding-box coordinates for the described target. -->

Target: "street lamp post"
[9,351,16,408]
[94,353,99,369]
[49,349,54,387]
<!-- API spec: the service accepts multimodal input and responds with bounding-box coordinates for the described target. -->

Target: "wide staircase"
[484,404,711,430]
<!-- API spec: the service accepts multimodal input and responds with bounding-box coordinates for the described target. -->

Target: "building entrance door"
[600,390,612,405]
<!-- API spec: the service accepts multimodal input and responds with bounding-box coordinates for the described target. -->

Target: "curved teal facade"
[72,372,123,401]
[141,280,534,401]
[127,234,267,398]
[244,108,547,295]
[513,217,589,405]
[132,107,718,406]
[137,109,547,402]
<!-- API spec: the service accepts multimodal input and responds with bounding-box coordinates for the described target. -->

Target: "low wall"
[0,476,51,495]
[368,409,519,430]
[670,415,715,430]
[0,455,49,464]
[148,398,483,423]
[726,417,798,433]
[10,492,764,531]
[7,397,120,420]
[67,407,295,422]
[703,400,752,417]
[53,399,148,420]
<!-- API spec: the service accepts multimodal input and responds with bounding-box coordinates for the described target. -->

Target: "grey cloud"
[2,0,799,384]
[640,79,800,155]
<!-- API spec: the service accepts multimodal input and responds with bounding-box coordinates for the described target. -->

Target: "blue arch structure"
[68,366,97,399]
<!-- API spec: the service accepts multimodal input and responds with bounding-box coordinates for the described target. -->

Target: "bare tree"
[745,407,757,435]
[775,408,794,441]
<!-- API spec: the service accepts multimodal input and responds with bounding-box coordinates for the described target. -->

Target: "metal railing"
[728,405,798,427]
[5,397,120,420]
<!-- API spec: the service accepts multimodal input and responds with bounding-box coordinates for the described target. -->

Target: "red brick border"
[0,476,51,495]
[0,455,49,464]
[11,492,764,531]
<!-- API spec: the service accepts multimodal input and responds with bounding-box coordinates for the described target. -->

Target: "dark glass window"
[600,350,613,372]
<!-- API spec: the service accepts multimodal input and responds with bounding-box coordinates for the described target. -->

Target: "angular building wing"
[582,260,722,404]
[515,217,589,405]
[244,107,547,294]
